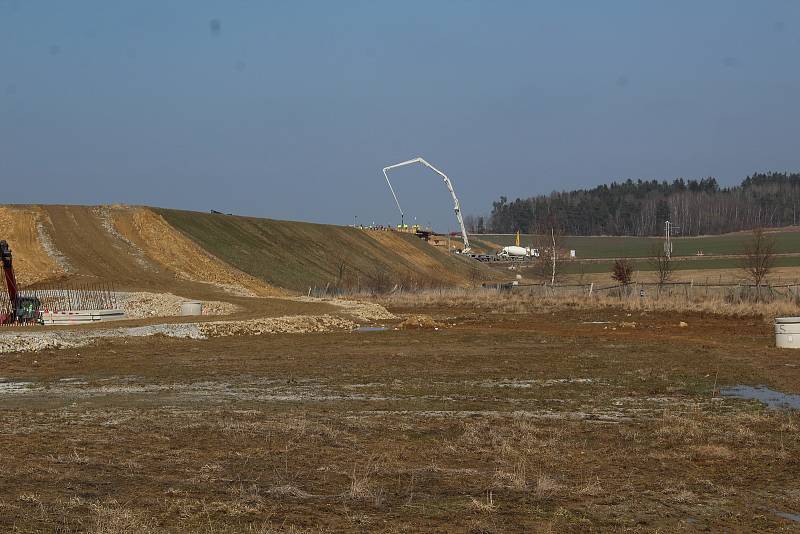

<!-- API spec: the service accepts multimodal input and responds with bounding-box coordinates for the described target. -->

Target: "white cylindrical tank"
[775,317,800,348]
[180,301,203,316]
[500,246,529,257]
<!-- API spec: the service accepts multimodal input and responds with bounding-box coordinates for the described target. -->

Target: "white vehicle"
[498,246,540,258]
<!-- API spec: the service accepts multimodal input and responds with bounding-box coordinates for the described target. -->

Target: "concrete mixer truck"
[497,245,540,259]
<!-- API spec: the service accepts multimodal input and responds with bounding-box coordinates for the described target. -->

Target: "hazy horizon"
[2,1,799,230]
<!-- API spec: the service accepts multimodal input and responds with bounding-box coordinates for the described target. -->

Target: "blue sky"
[1,1,799,229]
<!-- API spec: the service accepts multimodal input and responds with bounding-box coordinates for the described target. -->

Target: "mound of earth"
[156,208,489,291]
[0,206,65,286]
[1,205,486,299]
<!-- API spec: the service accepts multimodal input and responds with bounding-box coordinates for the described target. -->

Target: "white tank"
[775,317,800,348]
[500,246,529,257]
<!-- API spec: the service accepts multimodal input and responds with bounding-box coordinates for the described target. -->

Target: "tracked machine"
[1,240,41,325]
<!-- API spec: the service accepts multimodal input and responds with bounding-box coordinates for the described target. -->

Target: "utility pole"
[551,227,556,286]
[664,220,680,259]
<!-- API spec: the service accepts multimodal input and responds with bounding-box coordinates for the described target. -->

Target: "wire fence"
[0,281,117,313]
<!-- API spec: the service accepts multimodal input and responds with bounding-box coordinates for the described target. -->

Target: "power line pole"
[664,220,680,259]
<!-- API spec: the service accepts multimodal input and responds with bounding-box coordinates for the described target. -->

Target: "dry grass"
[534,475,563,499]
[690,444,735,460]
[373,287,800,320]
[346,457,384,506]
[467,491,498,513]
[90,501,157,534]
[494,460,527,489]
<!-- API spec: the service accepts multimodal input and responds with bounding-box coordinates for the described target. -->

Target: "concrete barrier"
[775,317,800,348]
[180,302,203,316]
[40,309,126,325]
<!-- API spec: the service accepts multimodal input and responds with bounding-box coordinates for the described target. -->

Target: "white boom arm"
[382,157,471,253]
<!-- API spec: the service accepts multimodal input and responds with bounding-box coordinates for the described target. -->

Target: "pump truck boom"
[382,157,471,253]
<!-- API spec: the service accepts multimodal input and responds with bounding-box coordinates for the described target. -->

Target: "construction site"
[0,200,795,532]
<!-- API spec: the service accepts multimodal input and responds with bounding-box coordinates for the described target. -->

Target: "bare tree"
[533,216,563,285]
[612,258,634,285]
[469,260,483,287]
[648,243,673,285]
[334,254,350,289]
[741,228,775,286]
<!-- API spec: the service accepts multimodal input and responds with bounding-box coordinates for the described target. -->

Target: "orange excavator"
[1,240,41,325]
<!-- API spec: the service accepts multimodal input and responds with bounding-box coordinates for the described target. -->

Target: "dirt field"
[1,302,798,532]
[1,205,799,531]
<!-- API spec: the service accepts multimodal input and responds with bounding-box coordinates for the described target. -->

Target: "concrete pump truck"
[1,240,42,325]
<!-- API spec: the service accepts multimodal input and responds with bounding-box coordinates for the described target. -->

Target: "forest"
[471,172,800,236]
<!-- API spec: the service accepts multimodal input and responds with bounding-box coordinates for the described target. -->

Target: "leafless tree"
[648,243,673,285]
[369,265,392,294]
[741,228,775,286]
[612,258,634,285]
[469,260,483,287]
[334,254,350,289]
[533,217,563,285]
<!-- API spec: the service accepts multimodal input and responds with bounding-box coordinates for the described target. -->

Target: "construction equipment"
[498,245,539,258]
[1,240,41,325]
[382,157,471,253]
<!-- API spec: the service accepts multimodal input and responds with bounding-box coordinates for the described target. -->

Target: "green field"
[479,230,800,259]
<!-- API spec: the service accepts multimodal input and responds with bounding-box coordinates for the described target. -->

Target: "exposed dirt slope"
[1,204,485,294]
[38,205,167,285]
[112,207,282,296]
[0,206,65,286]
[17,206,278,298]
[156,208,486,291]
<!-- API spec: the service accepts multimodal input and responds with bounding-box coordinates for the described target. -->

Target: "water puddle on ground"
[353,326,388,333]
[721,385,800,410]
[0,380,34,393]
[772,510,800,523]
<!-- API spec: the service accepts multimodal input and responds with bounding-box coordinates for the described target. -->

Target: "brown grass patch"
[375,287,800,321]
[691,444,735,460]
[398,314,442,330]
[467,492,498,513]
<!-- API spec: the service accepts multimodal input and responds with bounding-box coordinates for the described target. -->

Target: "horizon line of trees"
[466,172,800,236]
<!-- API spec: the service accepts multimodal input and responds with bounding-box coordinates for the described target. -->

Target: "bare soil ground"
[0,206,64,286]
[0,303,798,532]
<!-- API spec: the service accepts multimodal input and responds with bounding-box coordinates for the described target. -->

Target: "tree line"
[469,172,800,236]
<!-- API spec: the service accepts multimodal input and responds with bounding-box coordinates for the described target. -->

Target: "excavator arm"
[0,240,41,325]
[1,240,17,307]
[382,157,471,253]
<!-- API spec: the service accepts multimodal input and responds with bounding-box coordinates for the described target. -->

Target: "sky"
[1,1,799,230]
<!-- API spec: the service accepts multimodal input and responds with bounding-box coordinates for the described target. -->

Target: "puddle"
[720,385,800,410]
[0,380,34,393]
[772,510,800,523]
[353,326,388,333]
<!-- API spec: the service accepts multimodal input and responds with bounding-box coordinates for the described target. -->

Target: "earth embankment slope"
[1,205,483,294]
[156,208,483,291]
[0,205,279,306]
[0,206,64,286]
